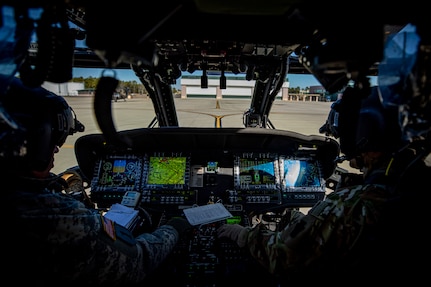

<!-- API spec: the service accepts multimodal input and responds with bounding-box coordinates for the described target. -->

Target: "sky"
[73,67,325,90]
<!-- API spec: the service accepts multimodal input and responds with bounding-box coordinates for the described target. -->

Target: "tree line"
[71,76,151,96]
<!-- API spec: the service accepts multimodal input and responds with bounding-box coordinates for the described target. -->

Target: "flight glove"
[217,224,248,247]
[166,217,192,236]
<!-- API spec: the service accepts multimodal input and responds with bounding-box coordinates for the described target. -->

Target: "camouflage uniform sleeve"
[63,205,179,285]
[134,225,180,273]
[13,190,180,285]
[238,184,387,275]
[89,224,179,284]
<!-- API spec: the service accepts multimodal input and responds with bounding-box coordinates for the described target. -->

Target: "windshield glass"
[53,96,333,175]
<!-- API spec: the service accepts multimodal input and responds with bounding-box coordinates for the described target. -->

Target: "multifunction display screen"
[280,158,325,192]
[234,152,280,190]
[147,156,188,185]
[142,153,191,190]
[91,155,143,192]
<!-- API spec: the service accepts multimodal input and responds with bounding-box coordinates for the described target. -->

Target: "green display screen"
[147,156,187,185]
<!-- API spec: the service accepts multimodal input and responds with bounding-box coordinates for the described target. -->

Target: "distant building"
[42,81,84,96]
[309,85,325,94]
[180,74,289,99]
[179,75,323,101]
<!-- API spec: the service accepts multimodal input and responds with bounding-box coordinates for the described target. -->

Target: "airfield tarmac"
[53,96,351,174]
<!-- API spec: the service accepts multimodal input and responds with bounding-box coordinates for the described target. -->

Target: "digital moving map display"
[144,154,191,189]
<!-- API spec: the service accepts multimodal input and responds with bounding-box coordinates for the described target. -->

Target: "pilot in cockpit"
[0,4,193,284]
[217,23,431,284]
[0,77,191,285]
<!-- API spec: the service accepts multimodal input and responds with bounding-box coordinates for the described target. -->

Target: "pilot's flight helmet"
[319,86,364,159]
[377,23,431,142]
[0,77,84,172]
[319,85,401,160]
[320,23,431,160]
[355,87,402,153]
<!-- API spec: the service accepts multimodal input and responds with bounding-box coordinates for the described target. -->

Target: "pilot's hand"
[132,207,153,235]
[166,217,192,237]
[217,224,247,247]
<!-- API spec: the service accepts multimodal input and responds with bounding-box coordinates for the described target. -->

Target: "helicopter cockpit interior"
[1,1,430,286]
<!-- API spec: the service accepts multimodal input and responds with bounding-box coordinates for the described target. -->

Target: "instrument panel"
[75,127,340,287]
[89,150,328,210]
[76,127,340,209]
